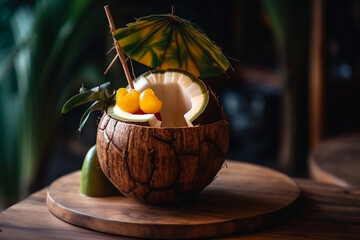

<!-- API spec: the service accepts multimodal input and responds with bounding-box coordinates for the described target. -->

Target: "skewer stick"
[104,53,119,75]
[104,5,134,89]
[106,45,115,55]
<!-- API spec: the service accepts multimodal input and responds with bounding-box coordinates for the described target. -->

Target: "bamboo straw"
[104,5,134,89]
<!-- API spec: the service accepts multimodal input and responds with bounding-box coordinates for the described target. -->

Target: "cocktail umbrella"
[112,7,230,79]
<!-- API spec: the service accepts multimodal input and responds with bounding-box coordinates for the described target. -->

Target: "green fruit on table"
[80,145,121,197]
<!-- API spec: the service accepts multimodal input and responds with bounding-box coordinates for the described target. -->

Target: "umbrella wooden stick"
[104,5,134,89]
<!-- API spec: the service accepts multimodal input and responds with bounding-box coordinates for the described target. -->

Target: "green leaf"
[61,91,94,114]
[90,82,114,98]
[62,82,114,114]
[78,100,99,133]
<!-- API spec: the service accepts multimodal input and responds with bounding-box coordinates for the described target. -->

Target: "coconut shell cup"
[96,111,229,204]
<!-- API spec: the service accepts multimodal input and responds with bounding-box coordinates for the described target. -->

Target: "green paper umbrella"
[113,9,230,78]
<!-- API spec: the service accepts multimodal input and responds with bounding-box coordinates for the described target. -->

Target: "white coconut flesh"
[108,105,162,127]
[107,70,209,127]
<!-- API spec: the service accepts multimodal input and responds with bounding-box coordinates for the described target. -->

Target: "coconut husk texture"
[96,113,229,204]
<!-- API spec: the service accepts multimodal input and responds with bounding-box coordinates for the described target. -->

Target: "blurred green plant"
[0,0,108,207]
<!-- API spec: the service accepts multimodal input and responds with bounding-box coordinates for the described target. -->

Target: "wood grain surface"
[309,133,360,188]
[1,160,360,240]
[46,161,301,239]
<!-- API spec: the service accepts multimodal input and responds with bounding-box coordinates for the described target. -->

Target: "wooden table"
[309,133,360,188]
[1,160,360,240]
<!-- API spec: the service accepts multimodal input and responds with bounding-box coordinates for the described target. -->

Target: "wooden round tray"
[46,161,301,239]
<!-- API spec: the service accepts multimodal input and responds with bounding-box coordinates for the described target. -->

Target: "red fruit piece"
[134,109,145,115]
[134,109,161,121]
[155,112,162,121]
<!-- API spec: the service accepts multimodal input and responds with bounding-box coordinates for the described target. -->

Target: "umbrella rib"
[176,25,202,76]
[174,26,182,69]
[192,35,227,71]
[106,45,115,55]
[159,20,175,69]
[115,20,165,47]
[120,19,164,33]
[118,20,168,64]
[104,53,119,75]
[182,23,229,74]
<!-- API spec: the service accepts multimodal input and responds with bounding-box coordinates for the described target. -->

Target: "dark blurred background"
[1,0,360,209]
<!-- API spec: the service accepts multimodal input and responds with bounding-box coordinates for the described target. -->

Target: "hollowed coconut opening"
[109,70,211,128]
[150,82,191,127]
